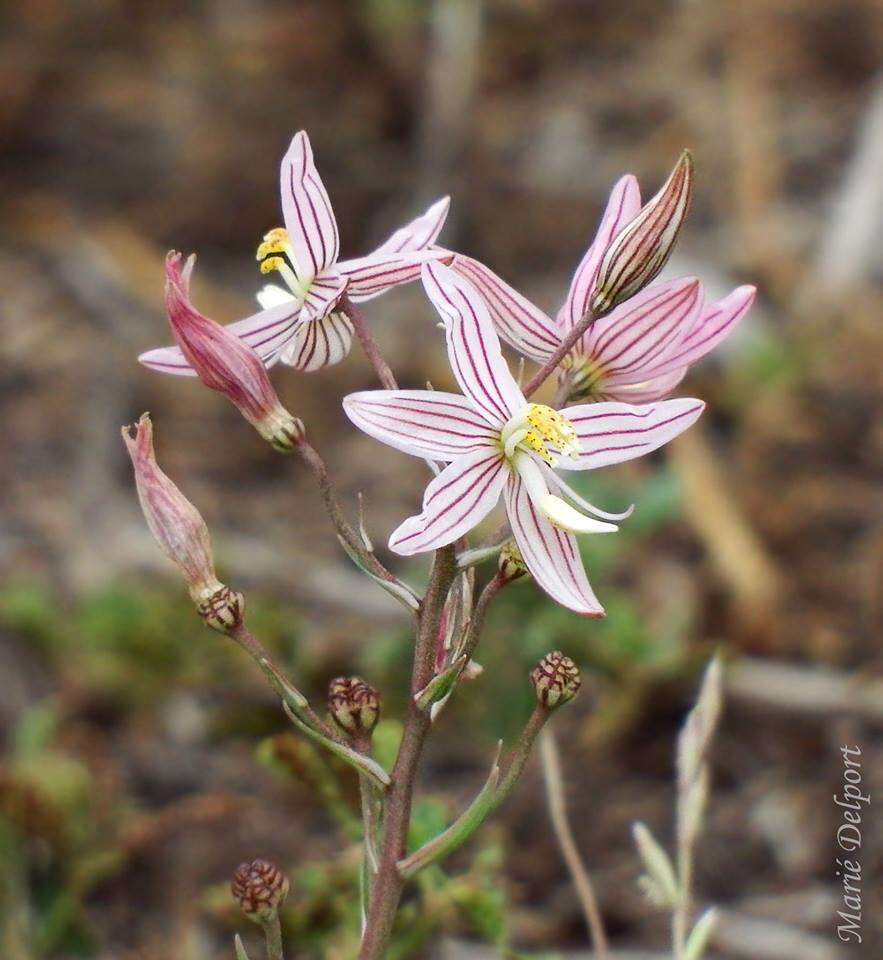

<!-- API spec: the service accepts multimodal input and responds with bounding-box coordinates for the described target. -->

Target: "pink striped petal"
[370,196,451,256]
[633,285,756,381]
[450,254,560,363]
[422,261,525,428]
[389,448,509,555]
[504,474,604,616]
[562,398,705,471]
[280,131,340,278]
[280,308,353,371]
[343,390,499,461]
[580,277,703,385]
[338,250,447,302]
[597,368,687,403]
[139,300,304,376]
[299,271,348,323]
[556,175,642,331]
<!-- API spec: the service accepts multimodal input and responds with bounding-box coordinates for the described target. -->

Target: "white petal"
[256,284,297,310]
[299,271,348,323]
[281,309,353,371]
[581,277,703,384]
[338,249,448,302]
[562,398,705,471]
[370,196,451,256]
[421,261,525,428]
[633,285,756,381]
[451,255,560,363]
[343,390,499,461]
[504,474,605,616]
[389,449,509,555]
[279,131,340,277]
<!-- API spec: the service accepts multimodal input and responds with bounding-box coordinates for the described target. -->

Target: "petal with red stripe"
[556,174,642,331]
[343,390,499,461]
[279,131,340,278]
[504,474,604,616]
[389,448,509,555]
[451,254,560,363]
[280,308,353,371]
[422,261,525,428]
[561,398,705,471]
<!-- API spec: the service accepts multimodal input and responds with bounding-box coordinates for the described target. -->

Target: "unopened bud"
[590,151,693,316]
[328,676,380,736]
[530,651,581,709]
[498,541,528,582]
[164,252,304,452]
[231,858,289,923]
[122,413,244,626]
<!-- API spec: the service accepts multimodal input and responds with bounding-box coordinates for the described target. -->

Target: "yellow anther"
[260,256,285,275]
[256,227,290,262]
[522,403,579,464]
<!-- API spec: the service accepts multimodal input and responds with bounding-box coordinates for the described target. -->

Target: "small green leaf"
[685,907,719,960]
[234,933,252,960]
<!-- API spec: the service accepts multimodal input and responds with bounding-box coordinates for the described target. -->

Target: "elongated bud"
[328,676,380,736]
[231,859,289,923]
[590,151,693,316]
[122,413,243,631]
[530,651,581,709]
[498,541,528,583]
[164,252,304,452]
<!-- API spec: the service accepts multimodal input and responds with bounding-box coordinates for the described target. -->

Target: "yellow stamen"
[522,403,579,464]
[260,255,285,275]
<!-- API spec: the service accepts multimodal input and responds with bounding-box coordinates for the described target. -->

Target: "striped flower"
[343,263,704,616]
[140,130,450,376]
[451,162,754,404]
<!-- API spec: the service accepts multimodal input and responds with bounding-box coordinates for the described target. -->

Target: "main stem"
[358,546,457,959]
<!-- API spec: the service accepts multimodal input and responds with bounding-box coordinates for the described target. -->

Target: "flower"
[161,252,303,452]
[121,413,244,630]
[140,131,450,375]
[451,167,754,404]
[343,263,704,616]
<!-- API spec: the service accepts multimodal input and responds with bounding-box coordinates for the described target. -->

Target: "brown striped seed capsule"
[530,651,581,709]
[231,859,289,922]
[328,676,380,735]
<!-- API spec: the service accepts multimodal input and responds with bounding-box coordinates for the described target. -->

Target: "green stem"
[260,915,284,960]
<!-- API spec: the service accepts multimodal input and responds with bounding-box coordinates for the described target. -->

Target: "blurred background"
[2,0,882,957]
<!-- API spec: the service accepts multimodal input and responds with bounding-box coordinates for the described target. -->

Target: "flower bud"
[530,651,581,709]
[164,251,304,452]
[327,676,380,736]
[231,858,289,923]
[122,413,242,630]
[498,541,528,582]
[590,151,693,317]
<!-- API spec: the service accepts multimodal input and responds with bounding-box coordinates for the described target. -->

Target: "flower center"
[560,354,606,402]
[501,403,579,466]
[256,227,312,298]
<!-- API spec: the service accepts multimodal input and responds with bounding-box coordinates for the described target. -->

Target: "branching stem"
[522,308,597,398]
